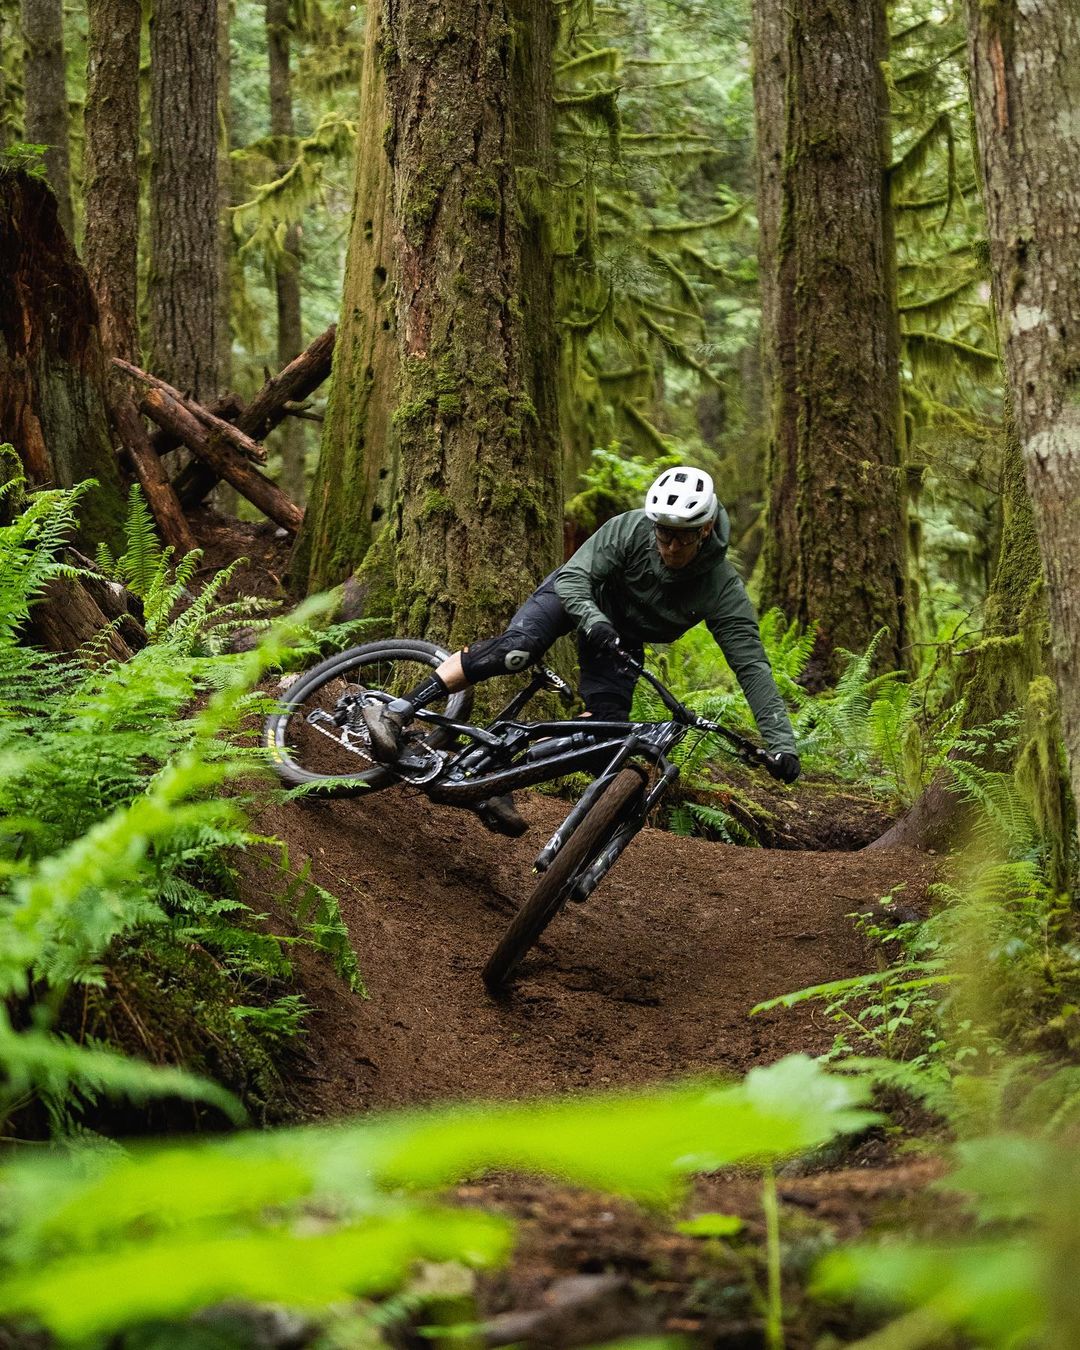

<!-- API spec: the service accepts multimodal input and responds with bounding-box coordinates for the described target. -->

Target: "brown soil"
[252,785,934,1112]
[243,772,943,1343]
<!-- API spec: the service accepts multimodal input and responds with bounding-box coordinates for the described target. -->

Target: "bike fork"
[568,760,679,902]
[532,739,642,873]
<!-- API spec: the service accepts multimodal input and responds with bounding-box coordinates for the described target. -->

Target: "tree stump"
[0,165,126,549]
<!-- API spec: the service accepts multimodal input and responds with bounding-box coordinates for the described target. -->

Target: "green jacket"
[553,508,797,755]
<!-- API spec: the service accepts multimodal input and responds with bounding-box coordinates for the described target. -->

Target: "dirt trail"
[252,784,934,1116]
[247,765,941,1343]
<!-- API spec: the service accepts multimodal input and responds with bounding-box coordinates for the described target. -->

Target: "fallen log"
[139,388,304,535]
[148,392,246,460]
[114,359,268,463]
[109,392,197,553]
[172,324,337,508]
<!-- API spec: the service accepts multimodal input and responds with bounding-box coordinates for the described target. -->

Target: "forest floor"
[247,786,943,1346]
[217,517,949,1344]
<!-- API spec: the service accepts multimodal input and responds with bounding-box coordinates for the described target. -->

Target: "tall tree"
[296,0,563,652]
[83,0,141,361]
[148,0,221,402]
[267,0,305,504]
[967,0,1080,817]
[755,0,908,684]
[19,0,73,238]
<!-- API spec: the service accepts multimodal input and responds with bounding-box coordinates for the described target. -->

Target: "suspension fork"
[533,735,651,874]
[568,759,680,902]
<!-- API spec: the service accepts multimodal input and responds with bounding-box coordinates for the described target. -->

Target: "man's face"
[654,520,712,570]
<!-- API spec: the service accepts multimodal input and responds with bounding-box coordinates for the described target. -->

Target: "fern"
[0,481,356,1134]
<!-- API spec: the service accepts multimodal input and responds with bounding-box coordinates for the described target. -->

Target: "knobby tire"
[264,639,473,795]
[482,766,647,994]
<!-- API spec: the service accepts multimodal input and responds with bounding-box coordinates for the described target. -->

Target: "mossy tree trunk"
[148,0,221,403]
[267,0,306,505]
[756,0,907,686]
[0,166,126,547]
[19,0,73,239]
[296,0,562,649]
[292,0,398,593]
[967,0,1080,831]
[83,0,141,363]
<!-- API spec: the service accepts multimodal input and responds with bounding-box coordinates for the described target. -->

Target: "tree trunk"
[148,0,221,403]
[967,0,1080,827]
[1,5,13,151]
[298,0,562,647]
[84,0,141,362]
[751,0,785,432]
[0,166,126,548]
[292,0,398,592]
[19,0,73,239]
[757,0,908,686]
[267,0,306,506]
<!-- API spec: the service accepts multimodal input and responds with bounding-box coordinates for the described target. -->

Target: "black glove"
[767,751,801,785]
[585,621,622,654]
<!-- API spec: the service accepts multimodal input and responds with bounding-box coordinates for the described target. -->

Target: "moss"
[421,489,456,518]
[463,174,500,218]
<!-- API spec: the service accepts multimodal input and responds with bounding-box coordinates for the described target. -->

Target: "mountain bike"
[264,638,780,992]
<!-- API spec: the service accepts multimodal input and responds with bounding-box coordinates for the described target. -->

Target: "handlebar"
[616,650,782,774]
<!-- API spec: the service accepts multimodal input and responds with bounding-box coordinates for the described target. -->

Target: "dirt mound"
[251,782,935,1118]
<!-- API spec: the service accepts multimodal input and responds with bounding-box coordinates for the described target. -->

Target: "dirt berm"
[252,783,934,1114]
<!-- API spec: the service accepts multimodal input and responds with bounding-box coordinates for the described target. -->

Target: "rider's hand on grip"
[766,751,801,784]
[585,621,622,655]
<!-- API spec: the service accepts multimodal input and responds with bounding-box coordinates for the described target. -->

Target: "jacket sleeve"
[707,569,797,756]
[553,515,628,634]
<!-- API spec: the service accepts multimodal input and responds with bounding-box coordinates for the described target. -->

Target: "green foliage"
[814,1132,1080,1347]
[566,443,682,533]
[0,141,48,179]
[0,476,358,1133]
[0,1055,874,1342]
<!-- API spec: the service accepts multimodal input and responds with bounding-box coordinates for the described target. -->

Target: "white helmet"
[644,466,717,529]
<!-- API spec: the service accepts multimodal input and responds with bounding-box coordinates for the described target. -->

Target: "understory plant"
[0,1055,875,1345]
[0,469,361,1137]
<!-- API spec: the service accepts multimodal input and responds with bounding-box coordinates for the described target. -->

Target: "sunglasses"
[654,524,704,548]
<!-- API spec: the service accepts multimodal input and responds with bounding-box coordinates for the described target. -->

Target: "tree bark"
[19,0,73,239]
[0,167,126,548]
[967,0,1080,824]
[148,0,221,402]
[267,0,306,505]
[139,388,304,534]
[0,5,10,152]
[83,0,141,363]
[751,0,785,430]
[298,0,562,646]
[757,0,908,686]
[292,0,398,592]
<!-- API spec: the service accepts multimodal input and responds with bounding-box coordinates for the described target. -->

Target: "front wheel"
[264,639,474,794]
[482,766,647,994]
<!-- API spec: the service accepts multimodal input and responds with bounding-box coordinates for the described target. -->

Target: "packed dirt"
[245,771,942,1344]
[253,785,934,1113]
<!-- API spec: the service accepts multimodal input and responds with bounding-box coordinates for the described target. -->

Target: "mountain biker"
[363,466,801,836]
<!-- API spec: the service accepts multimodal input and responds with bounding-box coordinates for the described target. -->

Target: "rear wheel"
[263,639,474,794]
[482,766,647,993]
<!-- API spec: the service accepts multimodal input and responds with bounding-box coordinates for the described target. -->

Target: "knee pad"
[461,630,544,682]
